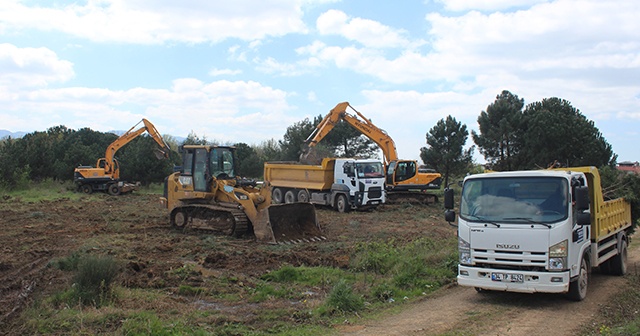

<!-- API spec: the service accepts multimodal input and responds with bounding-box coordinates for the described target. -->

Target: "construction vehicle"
[445,166,632,301]
[264,157,386,213]
[302,102,442,204]
[160,145,323,244]
[74,118,171,195]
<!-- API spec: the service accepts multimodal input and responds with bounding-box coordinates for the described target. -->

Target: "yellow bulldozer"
[160,145,323,244]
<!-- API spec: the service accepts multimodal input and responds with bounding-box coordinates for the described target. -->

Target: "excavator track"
[170,203,250,238]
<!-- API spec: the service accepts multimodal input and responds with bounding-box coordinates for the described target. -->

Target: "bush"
[73,255,120,306]
[326,279,364,314]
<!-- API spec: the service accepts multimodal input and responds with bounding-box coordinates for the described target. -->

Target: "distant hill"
[0,130,26,139]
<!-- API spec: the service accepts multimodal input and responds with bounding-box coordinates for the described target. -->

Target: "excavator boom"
[103,118,171,177]
[303,102,442,204]
[74,118,171,195]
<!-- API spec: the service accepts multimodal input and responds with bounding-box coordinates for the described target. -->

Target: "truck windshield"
[460,176,568,224]
[356,162,385,178]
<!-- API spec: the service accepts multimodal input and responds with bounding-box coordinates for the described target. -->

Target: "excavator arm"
[304,101,398,166]
[101,118,171,178]
[303,102,442,203]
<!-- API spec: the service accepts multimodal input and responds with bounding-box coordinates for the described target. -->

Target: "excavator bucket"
[253,203,324,244]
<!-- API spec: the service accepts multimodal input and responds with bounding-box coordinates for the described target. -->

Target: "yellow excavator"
[302,101,442,204]
[74,118,171,195]
[160,145,323,244]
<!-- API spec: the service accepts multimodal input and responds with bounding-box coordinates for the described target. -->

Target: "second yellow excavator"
[302,102,442,204]
[74,118,171,195]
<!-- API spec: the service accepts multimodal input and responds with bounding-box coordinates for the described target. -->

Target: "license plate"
[371,201,379,205]
[491,272,524,283]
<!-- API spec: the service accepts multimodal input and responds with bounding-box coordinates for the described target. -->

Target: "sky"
[1,0,639,164]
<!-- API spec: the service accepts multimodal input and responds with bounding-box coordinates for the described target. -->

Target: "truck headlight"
[459,237,472,265]
[549,240,567,270]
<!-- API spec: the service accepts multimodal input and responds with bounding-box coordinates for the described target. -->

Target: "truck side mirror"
[343,163,354,177]
[576,212,591,226]
[574,186,590,211]
[445,209,456,223]
[444,188,454,210]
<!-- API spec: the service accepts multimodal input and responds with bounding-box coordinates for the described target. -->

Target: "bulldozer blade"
[254,203,324,244]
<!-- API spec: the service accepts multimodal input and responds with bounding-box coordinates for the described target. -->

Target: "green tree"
[279,118,316,161]
[234,142,263,178]
[255,139,284,162]
[182,131,209,145]
[420,116,474,187]
[472,90,524,171]
[519,98,615,168]
[117,136,175,185]
[318,116,378,159]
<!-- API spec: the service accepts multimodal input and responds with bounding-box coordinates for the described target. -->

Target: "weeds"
[73,255,120,306]
[325,279,364,314]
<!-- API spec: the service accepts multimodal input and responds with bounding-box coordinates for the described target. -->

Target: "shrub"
[73,255,120,306]
[326,279,364,314]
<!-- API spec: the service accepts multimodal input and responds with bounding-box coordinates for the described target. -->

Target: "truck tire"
[567,256,588,301]
[610,239,628,276]
[335,194,350,213]
[272,188,283,204]
[284,190,296,204]
[81,184,92,194]
[108,184,121,196]
[297,190,310,203]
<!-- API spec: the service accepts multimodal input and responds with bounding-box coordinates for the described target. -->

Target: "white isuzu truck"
[444,166,632,301]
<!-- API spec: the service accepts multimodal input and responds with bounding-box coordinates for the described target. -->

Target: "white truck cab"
[444,167,632,301]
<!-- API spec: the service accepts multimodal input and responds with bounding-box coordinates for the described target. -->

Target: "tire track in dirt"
[338,238,640,336]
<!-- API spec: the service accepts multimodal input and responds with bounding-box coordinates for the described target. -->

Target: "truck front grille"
[368,187,382,199]
[472,248,547,272]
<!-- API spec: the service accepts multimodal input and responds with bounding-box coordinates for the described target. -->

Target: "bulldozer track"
[172,203,250,238]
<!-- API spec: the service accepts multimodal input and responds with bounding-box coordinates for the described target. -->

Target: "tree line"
[0,90,634,201]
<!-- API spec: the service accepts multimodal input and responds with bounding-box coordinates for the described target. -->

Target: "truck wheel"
[335,194,350,213]
[108,184,121,196]
[610,239,628,276]
[297,190,310,203]
[81,184,92,194]
[567,257,588,301]
[284,190,296,203]
[272,188,283,204]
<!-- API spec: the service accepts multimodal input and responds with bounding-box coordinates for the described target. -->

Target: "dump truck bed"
[264,158,336,191]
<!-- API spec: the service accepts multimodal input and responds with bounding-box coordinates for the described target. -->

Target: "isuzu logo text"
[496,244,520,249]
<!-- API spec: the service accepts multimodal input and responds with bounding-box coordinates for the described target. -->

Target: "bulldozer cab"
[180,145,236,192]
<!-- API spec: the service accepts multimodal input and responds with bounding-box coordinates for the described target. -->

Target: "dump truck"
[302,102,442,204]
[264,158,386,213]
[444,166,633,301]
[161,145,323,244]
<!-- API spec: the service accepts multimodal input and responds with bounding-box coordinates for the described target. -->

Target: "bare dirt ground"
[338,241,640,336]
[0,191,634,335]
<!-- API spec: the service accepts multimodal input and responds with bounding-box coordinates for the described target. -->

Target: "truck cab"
[445,167,632,301]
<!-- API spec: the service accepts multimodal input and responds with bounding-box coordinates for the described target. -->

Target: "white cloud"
[209,68,242,77]
[435,0,550,12]
[316,9,416,49]
[0,0,315,44]
[0,77,298,144]
[0,43,74,87]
